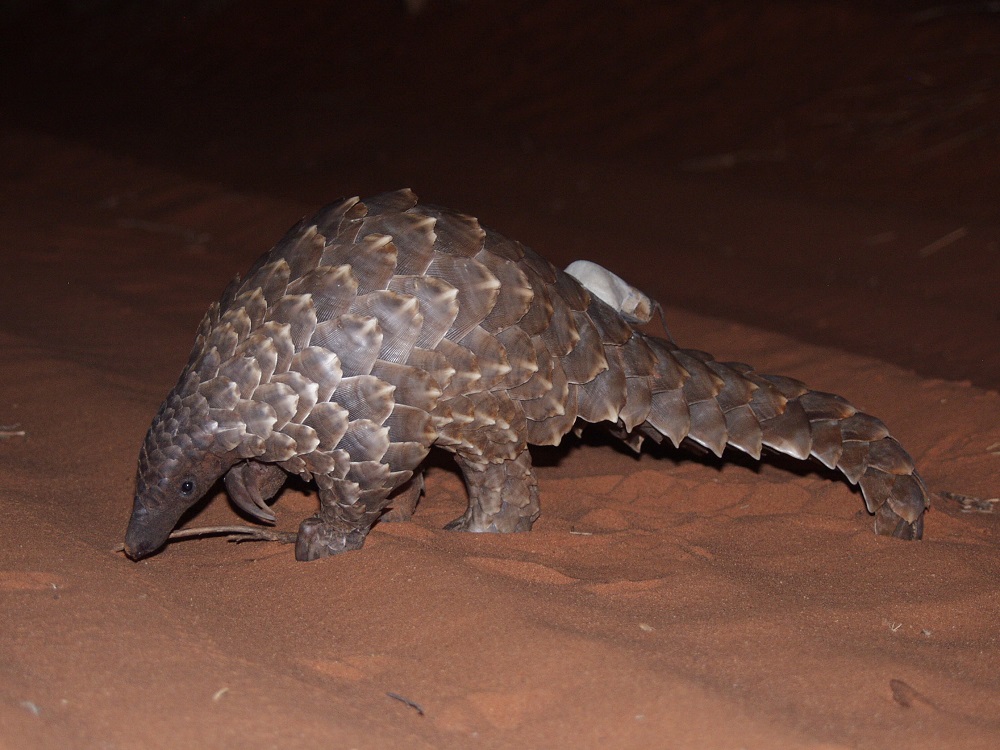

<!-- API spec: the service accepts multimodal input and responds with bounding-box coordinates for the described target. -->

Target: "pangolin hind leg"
[445,451,541,533]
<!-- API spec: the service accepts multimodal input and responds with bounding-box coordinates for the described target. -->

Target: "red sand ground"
[1,2,999,748]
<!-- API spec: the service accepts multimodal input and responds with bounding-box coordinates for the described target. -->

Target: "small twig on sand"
[117,218,211,246]
[386,692,425,716]
[0,424,26,440]
[679,148,787,172]
[402,0,429,14]
[167,526,297,543]
[938,491,998,513]
[112,525,297,553]
[917,227,967,257]
[912,124,995,162]
[910,2,1000,23]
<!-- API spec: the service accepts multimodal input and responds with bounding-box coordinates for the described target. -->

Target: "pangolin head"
[124,371,233,560]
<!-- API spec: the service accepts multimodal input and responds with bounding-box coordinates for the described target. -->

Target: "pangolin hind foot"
[124,189,929,562]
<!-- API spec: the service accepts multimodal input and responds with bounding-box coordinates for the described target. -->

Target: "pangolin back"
[124,189,929,561]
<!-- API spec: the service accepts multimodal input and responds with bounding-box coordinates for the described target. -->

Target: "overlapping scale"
[429,254,501,341]
[266,294,317,350]
[287,265,357,323]
[310,315,381,377]
[321,233,397,294]
[478,251,534,332]
[387,275,459,349]
[417,205,485,257]
[351,291,423,364]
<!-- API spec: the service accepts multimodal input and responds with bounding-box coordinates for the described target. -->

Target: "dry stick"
[679,147,787,172]
[117,218,211,245]
[912,123,996,163]
[0,424,26,440]
[386,692,425,717]
[939,491,999,513]
[910,3,1000,23]
[917,227,968,258]
[169,526,297,542]
[112,525,297,553]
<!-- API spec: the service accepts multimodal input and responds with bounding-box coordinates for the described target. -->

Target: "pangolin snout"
[123,505,173,561]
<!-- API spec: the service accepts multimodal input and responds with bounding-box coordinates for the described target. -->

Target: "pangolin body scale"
[124,189,929,561]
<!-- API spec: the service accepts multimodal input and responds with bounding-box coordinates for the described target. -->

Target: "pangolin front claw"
[225,461,287,523]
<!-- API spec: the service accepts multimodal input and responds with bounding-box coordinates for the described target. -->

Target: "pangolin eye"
[180,480,195,495]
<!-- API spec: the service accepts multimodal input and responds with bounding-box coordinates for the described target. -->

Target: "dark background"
[2,0,999,385]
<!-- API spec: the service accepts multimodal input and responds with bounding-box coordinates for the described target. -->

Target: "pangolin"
[124,189,929,562]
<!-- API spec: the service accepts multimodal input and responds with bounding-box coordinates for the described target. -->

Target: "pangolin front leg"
[294,475,390,561]
[224,462,414,557]
[224,460,288,523]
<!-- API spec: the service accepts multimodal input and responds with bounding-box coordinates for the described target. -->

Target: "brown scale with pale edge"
[124,189,929,561]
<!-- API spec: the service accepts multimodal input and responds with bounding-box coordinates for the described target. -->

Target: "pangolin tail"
[611,335,929,539]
